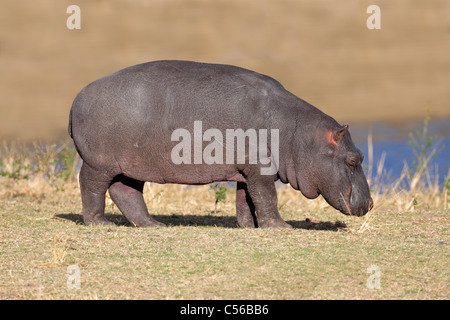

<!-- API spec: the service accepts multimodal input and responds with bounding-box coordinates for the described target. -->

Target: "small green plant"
[0,158,30,180]
[31,143,80,189]
[32,143,60,181]
[210,182,227,214]
[0,142,32,180]
[58,145,78,181]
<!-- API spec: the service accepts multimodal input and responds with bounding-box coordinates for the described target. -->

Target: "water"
[349,118,450,187]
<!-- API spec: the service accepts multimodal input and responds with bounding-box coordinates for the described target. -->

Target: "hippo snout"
[335,190,373,216]
[352,197,373,216]
[346,171,373,216]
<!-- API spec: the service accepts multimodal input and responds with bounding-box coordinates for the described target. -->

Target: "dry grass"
[0,180,448,299]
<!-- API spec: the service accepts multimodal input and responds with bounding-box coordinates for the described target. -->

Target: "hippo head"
[295,124,373,216]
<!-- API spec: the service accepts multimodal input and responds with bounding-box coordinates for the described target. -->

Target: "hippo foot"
[258,219,293,229]
[237,215,257,228]
[129,218,167,228]
[124,213,167,228]
[84,216,115,226]
[237,220,257,228]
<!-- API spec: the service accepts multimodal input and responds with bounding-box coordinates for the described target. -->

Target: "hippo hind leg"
[79,162,115,226]
[236,182,257,228]
[108,175,166,228]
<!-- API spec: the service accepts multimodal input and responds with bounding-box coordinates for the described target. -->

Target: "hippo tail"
[68,107,73,138]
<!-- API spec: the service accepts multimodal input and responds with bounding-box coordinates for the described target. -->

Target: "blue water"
[349,118,450,187]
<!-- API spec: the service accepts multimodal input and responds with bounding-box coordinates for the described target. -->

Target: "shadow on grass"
[53,213,347,231]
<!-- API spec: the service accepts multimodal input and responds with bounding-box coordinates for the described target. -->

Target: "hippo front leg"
[245,174,292,229]
[236,182,257,228]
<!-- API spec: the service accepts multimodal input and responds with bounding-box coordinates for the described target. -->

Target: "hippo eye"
[347,155,359,167]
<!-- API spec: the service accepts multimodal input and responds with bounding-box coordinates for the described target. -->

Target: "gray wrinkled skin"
[69,60,373,228]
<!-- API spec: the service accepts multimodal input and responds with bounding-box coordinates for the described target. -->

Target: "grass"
[0,185,448,299]
[0,130,448,299]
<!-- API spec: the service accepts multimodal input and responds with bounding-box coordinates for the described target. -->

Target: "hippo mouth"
[338,196,352,215]
[319,190,353,216]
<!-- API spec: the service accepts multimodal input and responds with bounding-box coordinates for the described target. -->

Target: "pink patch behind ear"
[326,131,338,146]
[326,125,349,147]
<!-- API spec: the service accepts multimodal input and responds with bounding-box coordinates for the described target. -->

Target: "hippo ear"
[332,124,349,145]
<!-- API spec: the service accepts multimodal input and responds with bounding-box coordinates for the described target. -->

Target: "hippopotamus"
[69,60,373,228]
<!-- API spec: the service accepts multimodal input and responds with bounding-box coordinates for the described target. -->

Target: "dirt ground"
[1,0,449,141]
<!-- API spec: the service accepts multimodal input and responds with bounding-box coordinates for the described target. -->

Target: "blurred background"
[0,0,449,181]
